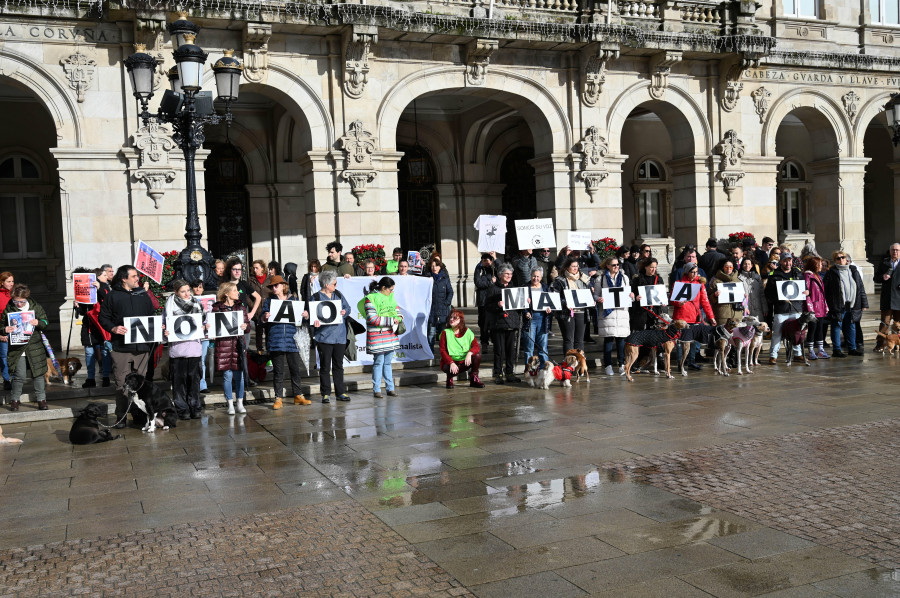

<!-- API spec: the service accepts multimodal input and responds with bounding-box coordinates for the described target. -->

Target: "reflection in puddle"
[503,469,603,509]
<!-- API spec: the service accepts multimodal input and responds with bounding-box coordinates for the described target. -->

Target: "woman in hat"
[261,275,310,409]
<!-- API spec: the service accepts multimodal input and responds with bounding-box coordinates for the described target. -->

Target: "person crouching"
[439,310,485,389]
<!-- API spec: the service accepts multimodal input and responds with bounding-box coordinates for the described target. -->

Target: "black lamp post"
[124,15,242,290]
[884,92,900,146]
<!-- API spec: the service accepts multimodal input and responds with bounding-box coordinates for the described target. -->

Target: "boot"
[236,398,246,414]
[226,400,235,415]
[470,373,485,388]
[273,397,283,410]
[10,400,20,411]
[38,400,48,410]
[102,377,111,387]
[82,379,96,388]
[294,394,311,405]
[446,374,454,389]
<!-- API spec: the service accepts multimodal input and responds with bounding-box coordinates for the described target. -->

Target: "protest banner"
[308,300,342,325]
[717,282,746,304]
[601,286,631,309]
[502,287,528,310]
[407,251,424,275]
[639,285,668,307]
[313,275,434,365]
[566,230,592,251]
[197,295,217,313]
[7,311,35,345]
[135,240,165,284]
[475,215,506,253]
[208,311,244,339]
[530,290,562,311]
[563,288,594,309]
[514,218,557,249]
[267,299,303,324]
[776,279,806,301]
[124,316,163,344]
[73,273,97,304]
[167,313,205,342]
[671,282,700,302]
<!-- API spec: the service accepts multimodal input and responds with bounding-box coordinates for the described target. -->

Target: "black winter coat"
[484,281,522,330]
[427,269,454,327]
[212,301,248,371]
[630,272,664,331]
[78,282,110,347]
[473,262,496,307]
[764,267,805,316]
[874,257,897,311]
[823,264,868,323]
[99,285,159,354]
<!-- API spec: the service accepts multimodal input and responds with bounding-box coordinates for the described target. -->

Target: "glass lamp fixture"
[212,49,243,102]
[167,12,200,49]
[123,43,157,100]
[173,33,207,92]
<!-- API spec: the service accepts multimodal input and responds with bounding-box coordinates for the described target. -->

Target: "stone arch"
[607,81,712,156]
[853,92,894,157]
[762,89,849,157]
[395,121,457,186]
[0,48,83,147]
[200,63,334,150]
[203,120,271,184]
[484,126,533,176]
[377,66,571,155]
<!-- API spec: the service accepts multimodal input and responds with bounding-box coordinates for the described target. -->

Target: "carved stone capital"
[582,44,619,107]
[751,86,772,124]
[648,51,682,100]
[243,23,272,84]
[343,25,377,98]
[340,120,378,204]
[134,169,176,208]
[842,90,860,124]
[576,125,609,201]
[341,170,377,204]
[465,38,499,87]
[715,129,745,200]
[61,51,96,103]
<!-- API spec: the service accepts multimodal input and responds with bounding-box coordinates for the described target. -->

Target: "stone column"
[298,150,339,260]
[741,156,781,243]
[669,155,713,248]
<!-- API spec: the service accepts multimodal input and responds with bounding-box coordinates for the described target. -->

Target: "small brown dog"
[524,356,543,388]
[45,357,82,385]
[876,328,900,354]
[564,349,590,383]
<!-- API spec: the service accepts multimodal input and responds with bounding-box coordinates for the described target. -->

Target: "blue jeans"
[372,352,394,393]
[831,309,857,351]
[0,340,8,381]
[603,337,626,367]
[199,340,210,391]
[222,369,244,400]
[522,314,549,366]
[84,343,111,380]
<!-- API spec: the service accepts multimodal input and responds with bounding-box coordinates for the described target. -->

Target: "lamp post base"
[173,244,218,292]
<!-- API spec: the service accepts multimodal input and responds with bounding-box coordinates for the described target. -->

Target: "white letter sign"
[718,282,746,304]
[671,282,700,302]
[208,311,244,339]
[268,299,302,324]
[514,218,557,250]
[601,286,631,309]
[776,279,806,301]
[502,287,528,311]
[563,288,594,309]
[639,285,668,307]
[566,230,592,251]
[530,290,562,311]
[125,316,163,344]
[308,300,342,325]
[169,313,205,342]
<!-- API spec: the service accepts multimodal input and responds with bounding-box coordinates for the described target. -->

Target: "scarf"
[564,270,582,290]
[166,294,201,317]
[602,269,624,317]
[835,264,857,306]
[255,274,267,285]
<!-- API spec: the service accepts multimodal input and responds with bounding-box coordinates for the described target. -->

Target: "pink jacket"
[804,271,827,317]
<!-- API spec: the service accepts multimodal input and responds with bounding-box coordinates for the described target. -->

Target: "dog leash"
[97,372,149,430]
[65,303,75,361]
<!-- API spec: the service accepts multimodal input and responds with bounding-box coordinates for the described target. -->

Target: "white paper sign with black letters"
[566,230,592,251]
[267,299,303,324]
[776,279,806,301]
[124,316,163,344]
[530,290,562,311]
[600,287,631,309]
[502,287,528,311]
[563,288,594,309]
[308,300,343,326]
[208,311,244,339]
[167,313,205,342]
[670,282,701,302]
[717,282,746,304]
[639,285,668,307]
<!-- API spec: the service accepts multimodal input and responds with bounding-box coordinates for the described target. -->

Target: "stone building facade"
[0,0,897,341]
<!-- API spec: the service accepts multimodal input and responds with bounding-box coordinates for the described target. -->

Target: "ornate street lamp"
[124,16,243,290]
[884,92,900,146]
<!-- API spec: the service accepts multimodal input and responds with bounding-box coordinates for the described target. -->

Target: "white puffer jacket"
[593,271,632,338]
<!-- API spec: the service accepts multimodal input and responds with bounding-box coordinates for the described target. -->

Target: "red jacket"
[671,275,715,324]
[0,288,10,314]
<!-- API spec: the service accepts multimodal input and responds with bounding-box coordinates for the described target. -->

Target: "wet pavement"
[3,346,900,596]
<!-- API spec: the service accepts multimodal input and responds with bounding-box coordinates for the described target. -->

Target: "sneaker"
[446,378,454,389]
[322,395,331,404]
[227,402,235,415]
[817,349,830,359]
[101,377,110,387]
[848,349,863,357]
[337,394,351,402]
[373,392,384,398]
[618,365,626,375]
[832,350,846,358]
[387,390,398,397]
[807,348,818,361]
[604,365,613,376]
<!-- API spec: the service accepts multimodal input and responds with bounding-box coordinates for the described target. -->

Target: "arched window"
[0,154,46,258]
[778,160,806,234]
[636,159,663,237]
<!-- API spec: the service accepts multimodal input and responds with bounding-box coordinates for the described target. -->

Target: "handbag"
[395,319,406,336]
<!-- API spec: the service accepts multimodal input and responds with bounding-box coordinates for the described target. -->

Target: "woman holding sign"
[362,277,402,398]
[523,268,551,367]
[709,260,747,324]
[212,282,250,414]
[304,270,352,404]
[0,272,13,390]
[164,280,206,420]
[672,263,716,371]
[262,276,310,409]
[630,258,665,332]
[485,264,523,384]
[2,285,50,411]
[551,258,591,354]
[595,256,634,376]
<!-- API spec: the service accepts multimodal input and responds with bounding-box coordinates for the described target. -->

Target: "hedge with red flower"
[591,237,620,261]
[728,231,756,246]
[352,244,387,273]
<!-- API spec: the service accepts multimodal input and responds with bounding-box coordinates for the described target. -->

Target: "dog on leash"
[678,321,736,377]
[781,312,817,366]
[728,317,768,374]
[564,349,590,383]
[524,356,543,388]
[875,321,900,354]
[45,357,82,385]
[748,322,770,368]
[712,319,741,376]
[122,372,178,432]
[623,320,688,382]
[69,403,121,444]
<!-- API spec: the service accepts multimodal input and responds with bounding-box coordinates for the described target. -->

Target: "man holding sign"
[764,252,809,364]
[99,265,160,428]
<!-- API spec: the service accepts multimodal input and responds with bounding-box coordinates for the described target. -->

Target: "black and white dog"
[123,372,178,432]
[678,321,737,377]
[69,403,121,445]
